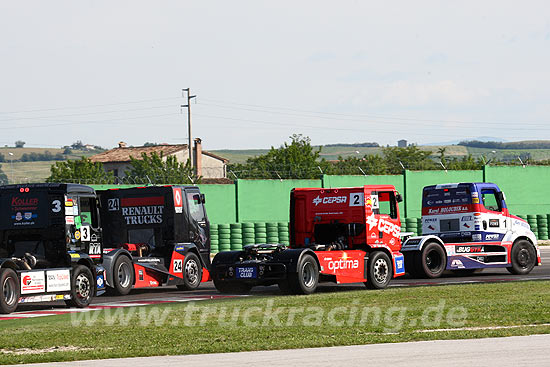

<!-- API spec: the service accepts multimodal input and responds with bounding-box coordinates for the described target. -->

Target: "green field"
[1,281,549,364]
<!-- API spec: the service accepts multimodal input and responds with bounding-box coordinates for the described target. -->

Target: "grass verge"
[1,280,550,364]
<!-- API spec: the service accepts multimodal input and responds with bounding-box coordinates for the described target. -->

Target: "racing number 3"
[51,200,62,213]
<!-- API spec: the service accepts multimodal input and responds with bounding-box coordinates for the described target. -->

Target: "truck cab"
[98,185,211,295]
[402,182,541,278]
[0,183,105,313]
[212,185,405,295]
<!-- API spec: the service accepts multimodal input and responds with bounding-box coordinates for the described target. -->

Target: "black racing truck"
[97,185,211,295]
[0,183,106,314]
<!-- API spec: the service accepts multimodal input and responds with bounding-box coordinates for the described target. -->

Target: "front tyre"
[65,265,94,308]
[288,254,319,295]
[0,268,20,314]
[507,240,536,275]
[176,253,203,291]
[365,251,392,289]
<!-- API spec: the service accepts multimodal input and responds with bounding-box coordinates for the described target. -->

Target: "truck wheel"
[109,256,134,296]
[507,240,536,275]
[365,251,392,289]
[213,278,251,294]
[0,268,20,314]
[65,265,94,308]
[176,253,203,291]
[288,254,319,295]
[416,242,446,278]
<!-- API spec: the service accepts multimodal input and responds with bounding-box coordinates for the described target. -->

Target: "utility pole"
[181,88,196,168]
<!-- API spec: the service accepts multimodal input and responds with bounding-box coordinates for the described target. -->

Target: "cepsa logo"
[312,195,347,206]
[366,214,400,238]
[328,258,359,271]
[23,275,32,286]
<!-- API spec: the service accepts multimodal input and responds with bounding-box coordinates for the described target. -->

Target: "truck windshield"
[422,187,471,207]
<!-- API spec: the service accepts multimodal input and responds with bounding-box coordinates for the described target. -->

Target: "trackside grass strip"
[1,281,550,364]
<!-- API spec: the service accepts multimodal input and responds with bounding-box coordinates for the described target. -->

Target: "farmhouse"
[89,138,228,179]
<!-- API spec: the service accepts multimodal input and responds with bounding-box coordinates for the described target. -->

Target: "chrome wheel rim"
[185,259,199,285]
[301,261,316,288]
[117,262,131,288]
[75,273,91,300]
[373,258,388,283]
[2,276,16,306]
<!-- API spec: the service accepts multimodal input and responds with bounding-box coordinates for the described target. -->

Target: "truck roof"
[0,183,95,195]
[293,185,397,192]
[423,182,501,192]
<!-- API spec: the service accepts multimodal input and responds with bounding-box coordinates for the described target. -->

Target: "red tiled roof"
[89,144,227,163]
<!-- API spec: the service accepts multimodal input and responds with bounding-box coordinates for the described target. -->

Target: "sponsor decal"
[451,259,465,268]
[96,275,105,289]
[74,230,81,240]
[15,212,22,221]
[175,245,185,251]
[81,226,90,242]
[65,216,74,225]
[461,216,473,221]
[489,219,499,227]
[471,192,479,198]
[46,270,71,292]
[89,243,101,255]
[313,195,347,206]
[485,234,500,241]
[366,214,400,238]
[65,200,73,207]
[428,225,435,231]
[173,188,183,214]
[328,258,360,271]
[21,271,46,294]
[121,196,164,225]
[424,218,437,223]
[472,198,480,203]
[456,245,484,253]
[137,258,161,263]
[427,205,469,215]
[472,234,482,241]
[108,198,120,211]
[394,255,405,275]
[463,223,470,228]
[70,253,80,258]
[65,206,74,216]
[475,225,481,230]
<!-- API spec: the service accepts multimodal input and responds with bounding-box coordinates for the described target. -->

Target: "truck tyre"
[109,256,134,296]
[365,251,392,289]
[213,278,251,294]
[0,268,20,314]
[288,254,319,295]
[65,265,94,308]
[416,242,446,278]
[176,253,202,291]
[507,240,536,275]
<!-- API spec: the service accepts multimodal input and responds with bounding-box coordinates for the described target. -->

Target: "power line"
[200,97,550,127]
[0,97,181,115]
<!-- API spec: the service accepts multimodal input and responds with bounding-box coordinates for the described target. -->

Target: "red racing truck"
[211,185,406,294]
[98,186,211,295]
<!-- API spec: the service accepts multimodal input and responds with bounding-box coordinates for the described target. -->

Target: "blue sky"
[1,1,549,150]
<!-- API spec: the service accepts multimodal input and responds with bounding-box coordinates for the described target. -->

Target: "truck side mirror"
[396,193,403,203]
[200,194,206,204]
[496,191,505,203]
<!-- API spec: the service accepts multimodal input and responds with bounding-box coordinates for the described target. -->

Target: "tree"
[228,134,327,179]
[382,145,436,173]
[62,146,72,155]
[71,140,85,150]
[0,165,7,184]
[47,157,114,184]
[15,140,25,148]
[125,152,199,184]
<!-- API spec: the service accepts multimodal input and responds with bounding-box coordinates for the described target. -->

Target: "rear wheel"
[65,265,94,308]
[109,256,134,296]
[416,242,446,278]
[365,251,392,289]
[507,240,536,275]
[176,253,203,291]
[0,268,20,314]
[288,254,319,295]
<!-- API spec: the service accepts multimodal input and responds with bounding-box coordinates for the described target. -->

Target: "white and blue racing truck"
[402,182,541,278]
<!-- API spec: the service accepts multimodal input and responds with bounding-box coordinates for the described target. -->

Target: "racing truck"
[98,185,211,295]
[211,185,406,294]
[0,183,105,314]
[402,182,541,278]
